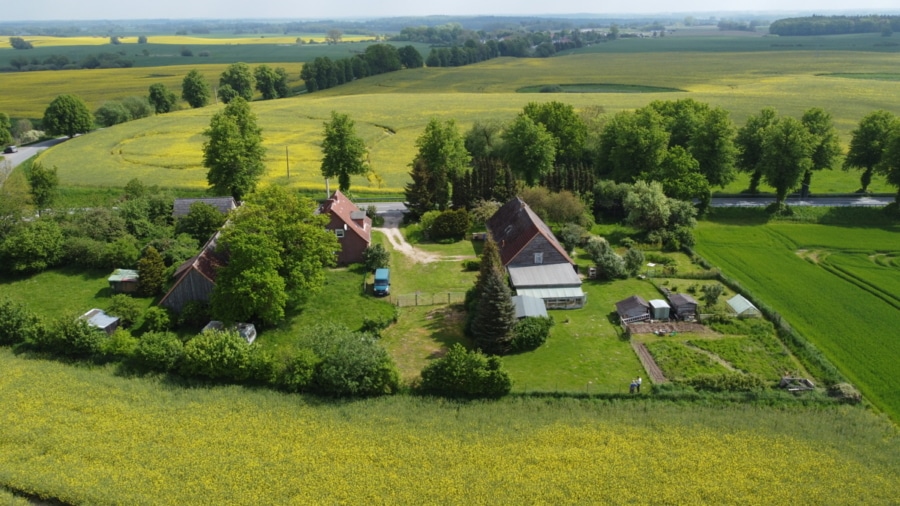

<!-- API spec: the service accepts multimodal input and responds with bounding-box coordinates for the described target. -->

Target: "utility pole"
[285,146,290,180]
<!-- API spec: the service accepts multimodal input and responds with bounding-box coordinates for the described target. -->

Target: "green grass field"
[695,217,900,420]
[2,348,898,504]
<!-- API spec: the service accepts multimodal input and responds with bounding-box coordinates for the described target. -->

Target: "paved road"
[0,138,69,187]
[365,195,893,213]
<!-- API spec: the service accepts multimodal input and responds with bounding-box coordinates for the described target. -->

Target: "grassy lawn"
[380,305,470,383]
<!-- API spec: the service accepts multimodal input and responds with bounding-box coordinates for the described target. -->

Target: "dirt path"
[375,212,474,264]
[684,342,738,372]
[631,341,668,384]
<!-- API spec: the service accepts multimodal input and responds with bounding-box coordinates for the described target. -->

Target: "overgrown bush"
[585,236,625,280]
[274,348,321,392]
[418,210,441,239]
[178,300,210,328]
[511,316,554,352]
[559,223,589,253]
[462,259,480,271]
[131,331,183,372]
[0,298,43,346]
[828,383,862,404]
[361,312,396,338]
[107,294,143,328]
[362,243,390,271]
[686,372,768,392]
[623,248,645,276]
[430,209,470,241]
[101,328,138,359]
[419,343,512,398]
[180,329,251,381]
[32,315,105,357]
[143,306,171,332]
[300,323,400,397]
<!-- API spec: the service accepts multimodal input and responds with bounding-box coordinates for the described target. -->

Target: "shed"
[667,293,699,321]
[108,269,139,294]
[727,294,761,318]
[80,308,119,335]
[615,295,650,324]
[649,299,670,320]
[512,295,549,319]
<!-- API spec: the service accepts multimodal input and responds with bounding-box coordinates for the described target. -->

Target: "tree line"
[769,15,900,36]
[299,44,423,93]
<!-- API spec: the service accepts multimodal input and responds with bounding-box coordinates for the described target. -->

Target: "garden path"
[375,212,472,265]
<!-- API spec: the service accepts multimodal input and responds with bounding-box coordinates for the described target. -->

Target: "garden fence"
[392,292,466,307]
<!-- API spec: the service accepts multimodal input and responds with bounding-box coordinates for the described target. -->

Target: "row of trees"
[425,40,499,68]
[769,15,900,36]
[299,44,422,93]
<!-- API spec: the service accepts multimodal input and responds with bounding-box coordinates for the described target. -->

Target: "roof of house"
[317,190,371,243]
[172,197,238,218]
[516,287,586,300]
[616,295,650,314]
[172,231,226,283]
[649,299,670,309]
[81,308,119,329]
[512,295,549,319]
[668,293,698,307]
[507,263,582,289]
[108,269,139,283]
[486,197,573,266]
[727,294,759,314]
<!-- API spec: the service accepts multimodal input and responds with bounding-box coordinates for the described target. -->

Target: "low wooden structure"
[108,269,139,294]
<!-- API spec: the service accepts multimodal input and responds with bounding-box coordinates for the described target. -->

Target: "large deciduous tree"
[595,108,668,182]
[759,116,813,209]
[502,114,557,186]
[218,62,256,103]
[320,111,368,192]
[877,123,900,205]
[0,113,12,147]
[175,201,226,244]
[148,83,178,114]
[397,45,424,68]
[254,64,290,100]
[202,97,266,200]
[42,94,93,138]
[405,118,470,217]
[800,107,842,197]
[522,101,587,166]
[181,69,211,108]
[735,107,779,193]
[844,110,899,192]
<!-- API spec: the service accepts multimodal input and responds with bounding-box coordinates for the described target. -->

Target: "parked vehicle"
[373,268,390,296]
[3,146,17,154]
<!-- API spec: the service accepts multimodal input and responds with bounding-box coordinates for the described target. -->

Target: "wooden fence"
[391,292,466,307]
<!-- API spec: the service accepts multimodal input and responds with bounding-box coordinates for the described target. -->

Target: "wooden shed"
[615,295,650,324]
[667,293,699,321]
[108,269,139,294]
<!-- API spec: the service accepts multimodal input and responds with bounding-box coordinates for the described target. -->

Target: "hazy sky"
[4,0,898,21]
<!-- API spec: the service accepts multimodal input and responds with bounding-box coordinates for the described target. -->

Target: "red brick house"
[317,190,372,265]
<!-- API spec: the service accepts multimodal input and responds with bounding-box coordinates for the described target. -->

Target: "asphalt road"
[0,137,69,187]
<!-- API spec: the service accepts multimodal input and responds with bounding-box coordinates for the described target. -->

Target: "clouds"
[5,0,899,21]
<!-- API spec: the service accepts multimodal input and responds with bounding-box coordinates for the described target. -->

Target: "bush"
[418,210,442,239]
[686,372,768,392]
[361,313,396,338]
[181,329,252,381]
[131,331,184,372]
[103,235,141,269]
[107,294,143,328]
[559,223,589,253]
[419,343,512,398]
[430,209,470,241]
[143,306,171,332]
[0,219,64,274]
[63,237,107,268]
[362,243,390,272]
[0,298,43,346]
[511,316,554,352]
[585,236,625,280]
[274,348,320,392]
[300,323,400,397]
[101,328,138,359]
[827,383,862,404]
[178,300,210,328]
[623,248,645,277]
[462,259,480,271]
[33,315,105,357]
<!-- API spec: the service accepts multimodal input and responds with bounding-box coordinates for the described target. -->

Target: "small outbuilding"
[667,293,699,321]
[727,294,761,318]
[616,295,650,324]
[80,308,119,335]
[512,295,549,319]
[649,299,671,320]
[108,269,140,294]
[202,321,257,344]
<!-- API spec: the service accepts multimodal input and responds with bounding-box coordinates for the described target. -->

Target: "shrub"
[0,298,43,346]
[419,343,512,398]
[34,315,105,357]
[511,316,554,352]
[181,329,252,381]
[462,259,480,271]
[103,235,141,269]
[63,237,107,268]
[365,205,384,226]
[102,328,138,359]
[585,236,625,280]
[0,219,64,274]
[361,314,395,338]
[131,331,184,372]
[559,223,589,253]
[274,348,320,392]
[828,383,862,404]
[107,294,143,328]
[686,372,768,392]
[178,300,210,328]
[623,248,645,277]
[143,306,171,332]
[362,243,390,271]
[300,323,400,397]
[430,209,470,241]
[418,210,442,239]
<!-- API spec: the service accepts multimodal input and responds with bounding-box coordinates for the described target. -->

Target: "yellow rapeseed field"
[1,350,898,504]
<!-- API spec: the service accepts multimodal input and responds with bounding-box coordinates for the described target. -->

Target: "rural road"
[0,137,69,188]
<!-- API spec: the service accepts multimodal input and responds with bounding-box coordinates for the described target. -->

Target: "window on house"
[534,252,543,264]
[335,229,345,238]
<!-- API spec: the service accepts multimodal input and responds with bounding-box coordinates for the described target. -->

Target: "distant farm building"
[80,308,119,335]
[172,197,237,218]
[616,295,650,324]
[316,190,372,265]
[159,232,226,312]
[108,269,139,294]
[727,294,761,318]
[487,197,585,309]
